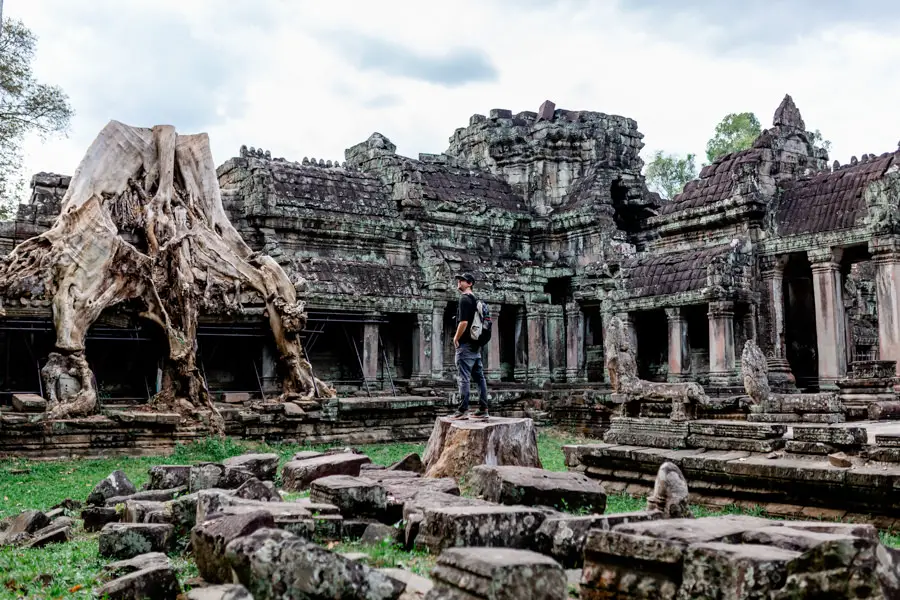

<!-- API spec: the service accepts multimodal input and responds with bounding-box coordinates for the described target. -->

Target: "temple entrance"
[683,305,708,382]
[633,309,667,381]
[584,307,604,382]
[783,253,819,390]
[498,303,517,381]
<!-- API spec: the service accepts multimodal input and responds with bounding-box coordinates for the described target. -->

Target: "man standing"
[451,272,489,419]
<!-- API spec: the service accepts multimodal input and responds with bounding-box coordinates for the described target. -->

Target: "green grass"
[332,539,435,577]
[0,427,898,600]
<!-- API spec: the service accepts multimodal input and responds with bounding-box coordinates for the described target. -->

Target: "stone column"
[665,307,688,381]
[565,302,585,382]
[362,320,380,385]
[809,248,848,388]
[411,312,432,382]
[871,237,900,375]
[431,303,445,380]
[708,301,737,385]
[546,304,566,381]
[514,306,528,382]
[527,304,552,384]
[760,255,796,390]
[485,304,503,381]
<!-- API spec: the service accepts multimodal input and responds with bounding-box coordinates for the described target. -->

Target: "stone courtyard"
[0,93,900,597]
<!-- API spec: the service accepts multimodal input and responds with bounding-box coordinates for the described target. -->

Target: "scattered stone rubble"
[3,445,898,599]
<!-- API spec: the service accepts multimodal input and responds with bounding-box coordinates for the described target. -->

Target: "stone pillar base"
[513,367,529,382]
[565,368,585,383]
[766,358,798,393]
[709,371,741,387]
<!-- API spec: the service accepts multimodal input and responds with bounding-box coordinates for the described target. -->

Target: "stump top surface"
[437,416,534,430]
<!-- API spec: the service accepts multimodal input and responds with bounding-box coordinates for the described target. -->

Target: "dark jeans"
[456,343,488,412]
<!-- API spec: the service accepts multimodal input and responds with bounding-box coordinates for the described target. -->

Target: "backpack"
[469,298,493,347]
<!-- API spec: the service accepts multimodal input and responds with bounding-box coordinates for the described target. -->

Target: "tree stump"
[422,417,542,479]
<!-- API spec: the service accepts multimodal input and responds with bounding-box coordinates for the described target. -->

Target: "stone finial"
[851,155,858,165]
[537,100,556,122]
[318,159,325,166]
[832,159,840,171]
[772,94,805,131]
[325,160,333,168]
[239,144,248,158]
[741,340,770,405]
[249,146,256,156]
[302,157,309,165]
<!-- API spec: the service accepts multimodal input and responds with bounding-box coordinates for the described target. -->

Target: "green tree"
[644,150,697,200]
[0,18,74,218]
[705,112,761,163]
[809,129,832,153]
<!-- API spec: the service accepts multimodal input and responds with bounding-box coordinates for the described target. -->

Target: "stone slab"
[535,511,662,568]
[417,505,547,553]
[793,425,867,446]
[309,475,388,518]
[281,453,372,491]
[687,435,785,453]
[468,465,607,512]
[679,542,799,599]
[11,393,46,413]
[688,420,786,439]
[428,547,566,600]
[99,523,174,559]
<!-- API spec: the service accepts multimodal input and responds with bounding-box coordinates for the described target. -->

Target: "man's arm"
[453,321,468,348]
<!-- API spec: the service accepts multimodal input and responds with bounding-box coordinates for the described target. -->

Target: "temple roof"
[624,244,733,297]
[410,162,528,214]
[776,150,900,236]
[286,258,422,297]
[659,148,766,216]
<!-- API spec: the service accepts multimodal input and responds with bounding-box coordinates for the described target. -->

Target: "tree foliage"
[705,112,761,164]
[644,150,698,200]
[809,128,832,153]
[0,18,74,217]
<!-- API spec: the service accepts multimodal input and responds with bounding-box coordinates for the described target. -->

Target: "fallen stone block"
[313,514,343,542]
[291,497,341,514]
[742,525,861,551]
[793,425,867,446]
[281,453,372,491]
[774,536,891,599]
[233,477,281,502]
[166,490,204,538]
[11,393,46,413]
[223,453,279,481]
[679,542,800,599]
[26,519,72,548]
[82,506,120,532]
[361,522,402,546]
[192,510,275,584]
[388,453,424,474]
[148,465,191,490]
[102,552,170,580]
[87,470,137,506]
[291,450,325,461]
[469,465,607,513]
[343,519,379,540]
[0,510,49,546]
[402,491,491,550]
[96,564,181,600]
[417,505,547,553]
[613,515,774,545]
[311,475,388,518]
[189,463,255,492]
[427,547,567,600]
[99,522,174,559]
[106,486,187,506]
[535,510,663,568]
[186,584,254,600]
[196,490,314,537]
[226,527,405,599]
[123,500,166,523]
[380,568,433,598]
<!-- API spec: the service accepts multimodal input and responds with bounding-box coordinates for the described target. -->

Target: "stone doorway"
[783,253,819,390]
[633,308,667,381]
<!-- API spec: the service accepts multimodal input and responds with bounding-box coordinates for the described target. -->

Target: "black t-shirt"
[456,294,477,344]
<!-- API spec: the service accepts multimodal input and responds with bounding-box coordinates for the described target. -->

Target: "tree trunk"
[0,120,335,425]
[422,416,542,480]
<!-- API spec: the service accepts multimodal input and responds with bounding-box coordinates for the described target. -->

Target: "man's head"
[455,272,475,293]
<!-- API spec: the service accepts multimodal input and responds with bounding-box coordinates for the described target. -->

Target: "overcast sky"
[10,0,900,194]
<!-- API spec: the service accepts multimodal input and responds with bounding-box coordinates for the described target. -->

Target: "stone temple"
[2,95,900,459]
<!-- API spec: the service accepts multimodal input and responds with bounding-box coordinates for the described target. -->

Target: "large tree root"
[0,121,334,425]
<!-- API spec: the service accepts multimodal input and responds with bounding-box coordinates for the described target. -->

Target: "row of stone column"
[761,238,900,388]
[621,302,738,385]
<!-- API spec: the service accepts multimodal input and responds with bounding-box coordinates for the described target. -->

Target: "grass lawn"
[0,427,897,598]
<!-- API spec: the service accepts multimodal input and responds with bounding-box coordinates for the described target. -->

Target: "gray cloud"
[34,1,258,133]
[619,0,900,52]
[362,94,402,109]
[322,32,498,87]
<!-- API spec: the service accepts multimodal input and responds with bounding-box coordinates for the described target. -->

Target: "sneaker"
[472,410,489,419]
[450,410,469,420]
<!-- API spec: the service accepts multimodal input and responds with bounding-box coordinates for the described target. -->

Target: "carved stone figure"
[741,339,770,405]
[0,121,334,424]
[604,315,708,421]
[646,461,692,519]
